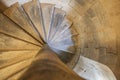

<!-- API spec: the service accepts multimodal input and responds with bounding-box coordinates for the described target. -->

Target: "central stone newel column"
[19,45,84,80]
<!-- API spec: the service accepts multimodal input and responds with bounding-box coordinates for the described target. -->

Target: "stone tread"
[22,0,45,43]
[0,13,42,47]
[3,3,43,45]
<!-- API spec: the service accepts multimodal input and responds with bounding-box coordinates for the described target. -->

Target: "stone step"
[22,0,45,43]
[3,3,43,45]
[54,34,78,44]
[51,17,72,41]
[48,7,66,41]
[40,3,55,41]
[0,33,41,50]
[0,13,42,47]
[49,42,75,53]
[52,27,78,42]
[7,68,28,80]
[49,33,77,53]
[53,37,74,45]
[50,43,75,53]
[0,58,33,80]
[0,50,39,69]
[74,56,116,80]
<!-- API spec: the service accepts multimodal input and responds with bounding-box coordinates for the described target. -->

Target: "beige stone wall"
[0,0,120,79]
[66,0,120,79]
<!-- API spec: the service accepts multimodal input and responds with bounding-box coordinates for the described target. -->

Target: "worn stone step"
[3,3,43,45]
[0,13,42,47]
[50,43,75,53]
[0,33,41,50]
[54,34,77,44]
[74,56,116,80]
[7,68,28,80]
[22,0,45,43]
[51,17,72,41]
[41,3,55,41]
[53,37,74,45]
[48,7,66,41]
[0,50,39,69]
[52,29,71,42]
[49,34,77,53]
[52,27,78,42]
[0,58,33,80]
[49,42,75,53]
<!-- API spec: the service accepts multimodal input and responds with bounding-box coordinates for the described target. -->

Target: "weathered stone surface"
[4,3,43,44]
[74,56,116,80]
[0,50,39,69]
[23,1,45,43]
[0,33,41,50]
[49,7,66,40]
[0,13,41,46]
[41,3,55,41]
[0,58,33,80]
[0,0,120,79]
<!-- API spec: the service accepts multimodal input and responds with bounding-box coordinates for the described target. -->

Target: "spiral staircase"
[0,0,118,80]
